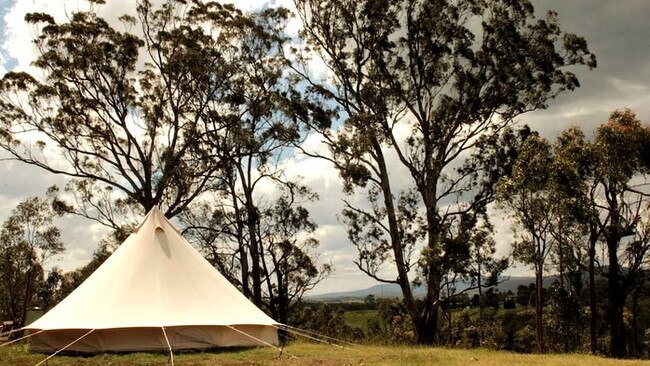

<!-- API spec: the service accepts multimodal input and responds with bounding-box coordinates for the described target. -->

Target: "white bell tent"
[23,207,279,353]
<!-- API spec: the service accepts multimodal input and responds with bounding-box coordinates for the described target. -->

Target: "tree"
[464,225,509,345]
[551,126,601,354]
[175,6,329,320]
[516,284,533,307]
[624,208,650,357]
[546,284,583,353]
[511,110,650,357]
[0,0,268,225]
[261,195,331,325]
[589,110,650,357]
[0,197,64,329]
[497,133,556,353]
[35,268,65,312]
[293,0,595,344]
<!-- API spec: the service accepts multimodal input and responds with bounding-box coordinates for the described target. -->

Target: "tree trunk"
[20,267,36,329]
[535,262,544,353]
[630,287,640,358]
[478,258,484,345]
[558,220,565,289]
[607,241,627,358]
[446,281,452,344]
[231,185,251,299]
[240,245,250,298]
[588,231,598,354]
[371,137,432,343]
[276,271,288,326]
[605,191,627,358]
[245,199,263,306]
[415,298,440,345]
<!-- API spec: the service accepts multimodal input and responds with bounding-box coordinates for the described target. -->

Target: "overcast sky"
[0,0,649,295]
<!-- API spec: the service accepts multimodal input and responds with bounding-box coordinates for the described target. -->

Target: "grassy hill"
[2,343,649,366]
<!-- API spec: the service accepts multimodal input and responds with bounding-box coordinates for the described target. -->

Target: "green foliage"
[261,195,332,323]
[545,286,585,353]
[296,0,595,344]
[288,303,362,341]
[0,0,293,226]
[0,197,64,328]
[542,109,650,357]
[365,298,415,344]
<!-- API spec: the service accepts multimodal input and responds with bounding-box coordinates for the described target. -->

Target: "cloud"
[521,0,650,138]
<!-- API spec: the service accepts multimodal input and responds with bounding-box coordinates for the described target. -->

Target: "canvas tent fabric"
[25,208,279,353]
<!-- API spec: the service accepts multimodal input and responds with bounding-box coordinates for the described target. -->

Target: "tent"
[24,208,279,353]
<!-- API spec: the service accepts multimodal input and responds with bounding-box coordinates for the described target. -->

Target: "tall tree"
[518,111,650,357]
[551,126,600,353]
[294,0,595,344]
[496,133,556,353]
[178,6,330,316]
[589,110,650,357]
[626,207,650,358]
[0,197,64,329]
[0,0,265,224]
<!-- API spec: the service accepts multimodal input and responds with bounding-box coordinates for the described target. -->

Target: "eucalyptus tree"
[588,110,650,357]
[293,0,595,344]
[627,209,650,357]
[177,7,329,317]
[0,197,64,329]
[260,195,331,325]
[513,111,650,357]
[0,0,262,225]
[551,126,600,353]
[496,133,556,353]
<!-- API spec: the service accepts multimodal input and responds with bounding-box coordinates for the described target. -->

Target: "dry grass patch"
[2,342,650,366]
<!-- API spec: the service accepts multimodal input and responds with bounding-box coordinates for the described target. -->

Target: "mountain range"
[308,275,560,301]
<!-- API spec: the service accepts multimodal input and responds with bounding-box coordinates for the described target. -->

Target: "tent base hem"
[27,325,279,354]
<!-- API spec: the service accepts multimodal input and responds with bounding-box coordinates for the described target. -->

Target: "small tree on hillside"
[0,197,64,328]
[497,133,556,353]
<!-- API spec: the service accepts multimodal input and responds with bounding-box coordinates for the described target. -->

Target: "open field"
[343,309,377,329]
[2,342,650,366]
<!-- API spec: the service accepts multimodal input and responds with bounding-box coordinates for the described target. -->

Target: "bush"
[366,298,414,344]
[513,325,537,353]
[288,302,362,342]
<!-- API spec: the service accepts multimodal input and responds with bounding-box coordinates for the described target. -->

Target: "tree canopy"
[0,0,282,225]
[294,0,595,344]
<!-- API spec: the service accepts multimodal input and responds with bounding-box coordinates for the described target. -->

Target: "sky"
[0,0,649,295]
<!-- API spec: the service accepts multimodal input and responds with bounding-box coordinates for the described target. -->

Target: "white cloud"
[3,1,85,74]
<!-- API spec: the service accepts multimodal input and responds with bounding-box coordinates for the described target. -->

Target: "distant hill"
[308,275,560,301]
[308,283,420,301]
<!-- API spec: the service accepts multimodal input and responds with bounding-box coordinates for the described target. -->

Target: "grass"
[2,342,650,366]
[344,309,377,329]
